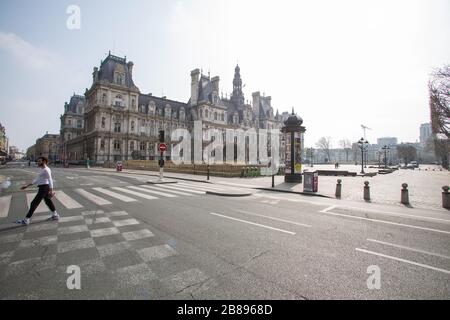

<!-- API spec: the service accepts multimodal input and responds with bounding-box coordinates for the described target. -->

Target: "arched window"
[205,110,208,118]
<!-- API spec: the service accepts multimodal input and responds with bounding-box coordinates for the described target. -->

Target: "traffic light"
[159,130,165,143]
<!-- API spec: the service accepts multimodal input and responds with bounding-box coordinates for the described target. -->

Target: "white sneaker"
[16,218,30,225]
[50,213,60,221]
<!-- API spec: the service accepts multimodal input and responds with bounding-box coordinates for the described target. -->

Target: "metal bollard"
[363,181,370,201]
[335,179,342,198]
[207,165,210,181]
[401,183,409,205]
[443,186,450,209]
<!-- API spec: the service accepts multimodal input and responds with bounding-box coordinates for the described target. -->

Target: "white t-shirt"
[32,166,54,188]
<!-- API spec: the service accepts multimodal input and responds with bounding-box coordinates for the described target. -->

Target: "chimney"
[127,61,134,78]
[190,69,200,106]
[252,92,260,118]
[211,76,220,93]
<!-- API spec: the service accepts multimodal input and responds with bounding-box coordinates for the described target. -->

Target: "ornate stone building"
[0,123,8,162]
[34,132,60,162]
[60,94,85,162]
[61,53,283,164]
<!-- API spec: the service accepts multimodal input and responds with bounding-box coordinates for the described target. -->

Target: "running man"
[16,156,59,225]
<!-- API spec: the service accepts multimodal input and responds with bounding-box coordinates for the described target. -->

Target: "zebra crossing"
[0,181,252,218]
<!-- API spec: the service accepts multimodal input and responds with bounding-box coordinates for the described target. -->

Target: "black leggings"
[26,185,56,218]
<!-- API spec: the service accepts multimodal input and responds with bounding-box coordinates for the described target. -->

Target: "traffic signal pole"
[159,151,164,181]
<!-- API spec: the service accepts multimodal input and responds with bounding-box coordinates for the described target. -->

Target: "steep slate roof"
[66,95,85,113]
[138,94,189,119]
[98,54,137,89]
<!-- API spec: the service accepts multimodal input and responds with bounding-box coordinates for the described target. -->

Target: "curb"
[255,188,332,198]
[146,180,178,185]
[205,191,252,197]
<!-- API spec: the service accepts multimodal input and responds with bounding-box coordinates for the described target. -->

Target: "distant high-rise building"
[420,123,432,145]
[377,137,398,148]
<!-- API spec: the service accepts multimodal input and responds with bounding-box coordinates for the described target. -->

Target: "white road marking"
[318,209,450,235]
[90,227,120,237]
[54,191,83,209]
[0,195,12,218]
[235,209,312,228]
[157,184,204,194]
[122,229,154,241]
[355,248,450,275]
[140,184,196,196]
[112,218,140,227]
[137,244,178,262]
[128,185,177,197]
[366,239,450,260]
[209,212,296,235]
[346,207,450,224]
[26,193,49,213]
[111,187,158,200]
[75,188,112,206]
[255,194,450,224]
[320,205,338,213]
[92,187,138,202]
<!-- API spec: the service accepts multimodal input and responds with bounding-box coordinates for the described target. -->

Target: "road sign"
[158,143,167,152]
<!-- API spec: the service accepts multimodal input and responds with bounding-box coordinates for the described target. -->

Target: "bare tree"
[429,65,450,138]
[339,139,352,163]
[427,137,449,169]
[316,137,332,163]
[396,144,417,166]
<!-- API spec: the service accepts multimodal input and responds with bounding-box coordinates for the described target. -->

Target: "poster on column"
[294,132,302,174]
[285,133,291,172]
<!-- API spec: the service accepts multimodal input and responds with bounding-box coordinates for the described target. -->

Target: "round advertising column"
[282,109,306,183]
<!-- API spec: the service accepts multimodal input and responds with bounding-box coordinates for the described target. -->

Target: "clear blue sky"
[1,0,449,152]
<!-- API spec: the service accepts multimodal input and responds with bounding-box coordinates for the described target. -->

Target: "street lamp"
[381,145,390,169]
[310,147,314,167]
[357,137,369,174]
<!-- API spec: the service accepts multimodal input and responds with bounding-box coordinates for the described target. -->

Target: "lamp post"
[310,147,314,167]
[357,138,369,174]
[381,145,390,169]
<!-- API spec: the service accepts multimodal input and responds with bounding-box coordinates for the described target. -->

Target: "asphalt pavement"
[0,164,449,299]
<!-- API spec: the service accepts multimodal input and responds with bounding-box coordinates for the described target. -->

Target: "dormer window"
[114,72,125,85]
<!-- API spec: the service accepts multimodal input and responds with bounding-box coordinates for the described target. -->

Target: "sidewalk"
[81,165,449,212]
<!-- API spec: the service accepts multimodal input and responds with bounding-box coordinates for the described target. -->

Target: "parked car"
[410,161,419,168]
